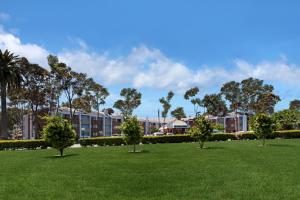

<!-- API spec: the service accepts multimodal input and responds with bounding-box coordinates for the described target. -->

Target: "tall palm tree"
[0,50,21,139]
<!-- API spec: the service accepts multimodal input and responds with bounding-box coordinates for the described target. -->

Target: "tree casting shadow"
[44,153,79,159]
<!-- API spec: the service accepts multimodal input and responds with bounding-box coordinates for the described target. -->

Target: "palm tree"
[0,50,21,139]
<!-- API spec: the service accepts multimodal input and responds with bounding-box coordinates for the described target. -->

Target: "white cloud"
[1,25,300,94]
[235,59,300,85]
[0,27,49,67]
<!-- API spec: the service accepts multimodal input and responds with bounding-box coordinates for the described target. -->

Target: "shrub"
[188,116,213,149]
[251,114,276,146]
[274,130,300,139]
[42,116,76,156]
[209,133,237,141]
[79,137,125,146]
[120,117,143,152]
[0,140,48,150]
[272,109,300,130]
[237,133,257,140]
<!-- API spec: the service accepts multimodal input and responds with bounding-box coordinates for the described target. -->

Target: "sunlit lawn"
[1,139,300,200]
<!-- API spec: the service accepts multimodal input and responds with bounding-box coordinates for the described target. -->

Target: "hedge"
[0,140,48,150]
[274,130,300,139]
[2,130,300,150]
[79,133,237,146]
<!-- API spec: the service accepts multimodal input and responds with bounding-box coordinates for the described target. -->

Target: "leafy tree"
[240,77,280,114]
[202,93,227,117]
[91,81,109,117]
[289,99,300,111]
[272,109,300,130]
[47,55,91,121]
[251,113,275,146]
[221,81,241,131]
[90,81,109,134]
[188,116,213,149]
[42,116,76,157]
[120,117,143,152]
[184,87,203,115]
[113,88,142,118]
[159,91,174,131]
[62,95,93,113]
[19,58,50,138]
[171,107,186,120]
[47,55,63,113]
[0,50,21,139]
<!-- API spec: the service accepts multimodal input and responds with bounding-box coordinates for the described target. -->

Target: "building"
[22,107,123,140]
[138,117,175,135]
[207,112,248,133]
[159,119,189,134]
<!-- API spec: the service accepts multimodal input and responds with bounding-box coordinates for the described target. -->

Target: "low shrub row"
[2,130,300,150]
[0,140,48,150]
[79,133,238,146]
[274,130,300,139]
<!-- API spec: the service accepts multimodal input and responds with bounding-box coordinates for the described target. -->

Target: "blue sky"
[1,0,300,117]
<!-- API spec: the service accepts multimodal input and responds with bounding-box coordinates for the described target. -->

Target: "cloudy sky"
[1,0,300,117]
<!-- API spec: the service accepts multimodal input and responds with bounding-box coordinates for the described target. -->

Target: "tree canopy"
[113,88,142,118]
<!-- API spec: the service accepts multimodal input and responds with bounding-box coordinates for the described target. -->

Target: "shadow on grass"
[196,146,225,150]
[268,143,293,148]
[44,153,79,159]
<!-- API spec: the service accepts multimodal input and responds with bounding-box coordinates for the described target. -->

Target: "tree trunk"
[234,110,238,133]
[199,139,204,149]
[60,148,64,157]
[133,143,136,153]
[0,82,8,139]
[163,117,166,134]
[262,137,266,146]
[97,106,100,137]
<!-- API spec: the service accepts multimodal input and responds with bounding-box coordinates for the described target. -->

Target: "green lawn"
[1,139,300,200]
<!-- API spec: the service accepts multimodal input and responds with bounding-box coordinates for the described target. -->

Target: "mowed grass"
[1,139,300,200]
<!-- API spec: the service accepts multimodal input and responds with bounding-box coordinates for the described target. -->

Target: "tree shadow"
[268,144,293,148]
[196,146,225,150]
[44,153,79,159]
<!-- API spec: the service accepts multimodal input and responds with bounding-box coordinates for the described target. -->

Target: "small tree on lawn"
[251,113,275,146]
[188,116,213,149]
[42,116,76,156]
[121,117,143,153]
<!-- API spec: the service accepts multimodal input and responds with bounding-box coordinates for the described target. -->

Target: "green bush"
[209,133,237,141]
[79,133,237,146]
[79,137,125,146]
[0,140,48,150]
[274,130,300,139]
[237,133,257,140]
[42,116,76,156]
[251,114,276,146]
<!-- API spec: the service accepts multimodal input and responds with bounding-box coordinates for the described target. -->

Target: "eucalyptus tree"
[0,50,21,139]
[289,99,300,111]
[171,107,186,120]
[19,58,50,138]
[159,91,174,131]
[184,87,203,115]
[240,77,280,114]
[90,81,109,118]
[90,81,109,135]
[221,81,241,131]
[202,93,227,117]
[47,55,91,122]
[113,88,142,118]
